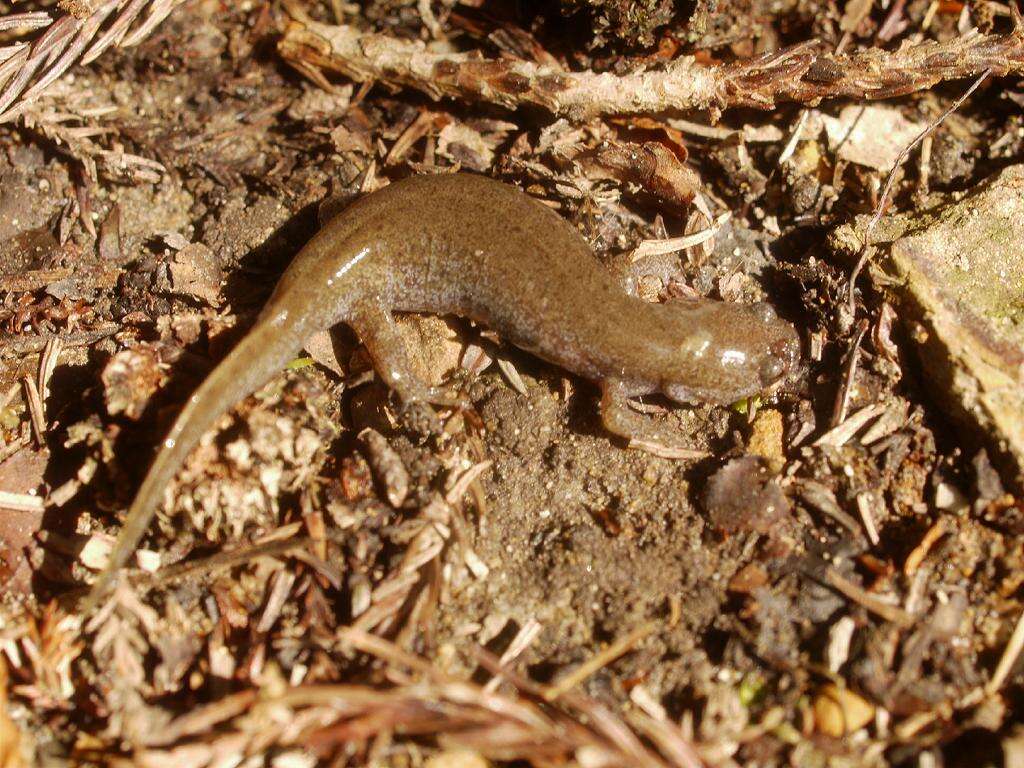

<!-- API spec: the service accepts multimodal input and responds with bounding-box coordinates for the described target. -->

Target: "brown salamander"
[84,172,799,609]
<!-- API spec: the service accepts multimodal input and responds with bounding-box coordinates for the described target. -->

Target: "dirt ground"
[2,1,1024,766]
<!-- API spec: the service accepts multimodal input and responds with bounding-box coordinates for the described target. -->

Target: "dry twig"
[112,628,704,767]
[987,606,1024,696]
[545,622,657,701]
[824,567,915,627]
[279,18,1024,120]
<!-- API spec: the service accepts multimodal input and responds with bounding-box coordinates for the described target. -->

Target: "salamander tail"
[81,313,304,614]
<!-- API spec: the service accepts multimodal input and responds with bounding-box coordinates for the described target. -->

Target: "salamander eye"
[752,302,777,323]
[759,356,786,385]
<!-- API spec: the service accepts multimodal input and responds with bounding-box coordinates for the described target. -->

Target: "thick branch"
[279,19,1024,119]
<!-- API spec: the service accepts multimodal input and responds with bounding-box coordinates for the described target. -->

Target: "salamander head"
[660,301,800,405]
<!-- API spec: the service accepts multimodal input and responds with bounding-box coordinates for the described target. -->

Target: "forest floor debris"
[1,0,1024,766]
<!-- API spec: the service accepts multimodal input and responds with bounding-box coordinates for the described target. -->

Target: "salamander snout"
[760,334,801,387]
[660,299,800,405]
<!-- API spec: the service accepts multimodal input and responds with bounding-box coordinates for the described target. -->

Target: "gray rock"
[832,165,1024,490]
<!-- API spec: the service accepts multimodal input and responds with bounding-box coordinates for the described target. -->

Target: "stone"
[831,166,1024,490]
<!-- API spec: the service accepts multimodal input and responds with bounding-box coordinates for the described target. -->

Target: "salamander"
[84,172,799,609]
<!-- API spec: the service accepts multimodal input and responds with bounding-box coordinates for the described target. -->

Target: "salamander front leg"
[350,305,466,410]
[600,378,707,459]
[600,378,655,441]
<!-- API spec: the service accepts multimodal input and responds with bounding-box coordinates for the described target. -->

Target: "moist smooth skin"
[84,172,799,609]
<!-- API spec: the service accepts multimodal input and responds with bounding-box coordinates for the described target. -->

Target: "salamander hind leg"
[600,378,708,459]
[350,305,467,415]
